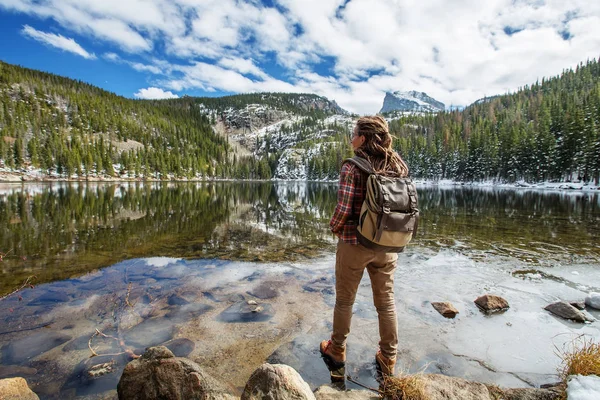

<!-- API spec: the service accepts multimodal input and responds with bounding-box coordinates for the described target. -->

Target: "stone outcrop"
[241,363,315,400]
[474,294,510,313]
[117,346,236,400]
[0,377,40,400]
[431,302,459,318]
[544,301,594,322]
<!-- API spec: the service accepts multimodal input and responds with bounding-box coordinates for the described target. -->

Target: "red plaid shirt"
[329,162,366,244]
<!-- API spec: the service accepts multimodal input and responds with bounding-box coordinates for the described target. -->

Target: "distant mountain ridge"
[380,90,445,114]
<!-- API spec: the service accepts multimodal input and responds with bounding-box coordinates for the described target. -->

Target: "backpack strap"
[343,156,374,175]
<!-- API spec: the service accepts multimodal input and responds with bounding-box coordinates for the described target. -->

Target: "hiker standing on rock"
[320,115,417,378]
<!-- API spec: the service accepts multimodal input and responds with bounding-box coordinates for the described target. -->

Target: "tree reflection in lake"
[1,182,598,296]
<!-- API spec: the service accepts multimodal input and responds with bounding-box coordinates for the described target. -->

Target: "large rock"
[474,295,509,313]
[117,346,235,400]
[314,385,378,399]
[431,302,459,318]
[1,332,72,364]
[241,363,315,400]
[544,301,594,323]
[421,374,492,399]
[0,377,40,400]
[501,387,560,400]
[585,292,600,310]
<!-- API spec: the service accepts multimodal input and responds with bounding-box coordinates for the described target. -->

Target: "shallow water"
[0,182,599,399]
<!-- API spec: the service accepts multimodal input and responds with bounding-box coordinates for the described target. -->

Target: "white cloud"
[103,52,163,74]
[21,25,96,59]
[3,0,600,113]
[134,87,179,99]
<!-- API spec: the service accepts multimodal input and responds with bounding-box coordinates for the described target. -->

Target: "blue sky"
[0,0,599,114]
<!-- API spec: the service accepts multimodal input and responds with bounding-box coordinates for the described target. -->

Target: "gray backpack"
[345,157,419,252]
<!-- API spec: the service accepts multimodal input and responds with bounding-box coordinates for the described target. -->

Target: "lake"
[0,182,599,399]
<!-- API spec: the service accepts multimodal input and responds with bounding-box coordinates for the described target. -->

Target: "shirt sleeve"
[329,163,356,235]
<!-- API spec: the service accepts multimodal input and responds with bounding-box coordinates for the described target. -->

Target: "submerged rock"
[62,353,129,397]
[161,338,195,358]
[0,377,39,400]
[168,294,190,306]
[241,363,315,400]
[0,365,37,379]
[585,292,600,310]
[247,281,281,299]
[431,302,459,318]
[544,301,594,323]
[474,294,509,314]
[28,291,71,305]
[217,301,273,323]
[302,277,334,296]
[122,317,174,348]
[1,332,72,365]
[165,303,213,323]
[117,346,236,400]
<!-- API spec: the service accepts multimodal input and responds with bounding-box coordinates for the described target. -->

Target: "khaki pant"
[331,240,399,360]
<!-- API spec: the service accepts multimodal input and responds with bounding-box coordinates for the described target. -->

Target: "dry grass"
[379,373,427,400]
[557,337,600,380]
[554,336,600,400]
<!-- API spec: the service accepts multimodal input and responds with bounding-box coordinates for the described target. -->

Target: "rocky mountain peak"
[380,90,445,114]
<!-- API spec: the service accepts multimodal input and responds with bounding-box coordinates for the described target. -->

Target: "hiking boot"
[375,350,396,376]
[319,340,346,371]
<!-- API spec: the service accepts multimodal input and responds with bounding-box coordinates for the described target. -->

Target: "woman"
[320,115,410,377]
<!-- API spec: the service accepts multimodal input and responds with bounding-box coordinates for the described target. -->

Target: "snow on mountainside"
[380,91,445,114]
[199,97,354,180]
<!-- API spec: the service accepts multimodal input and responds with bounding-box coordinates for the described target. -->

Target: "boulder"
[241,363,315,400]
[584,292,600,310]
[117,346,236,400]
[431,302,459,318]
[421,374,492,399]
[544,301,594,323]
[474,295,509,313]
[501,387,560,400]
[314,385,378,399]
[0,377,39,400]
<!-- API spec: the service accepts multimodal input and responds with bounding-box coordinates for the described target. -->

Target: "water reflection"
[1,182,599,296]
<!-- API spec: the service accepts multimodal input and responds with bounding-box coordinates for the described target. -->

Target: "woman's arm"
[329,163,356,235]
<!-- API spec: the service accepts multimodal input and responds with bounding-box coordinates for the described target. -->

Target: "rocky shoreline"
[1,345,564,400]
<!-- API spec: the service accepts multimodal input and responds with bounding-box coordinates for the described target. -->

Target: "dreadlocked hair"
[354,115,409,177]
